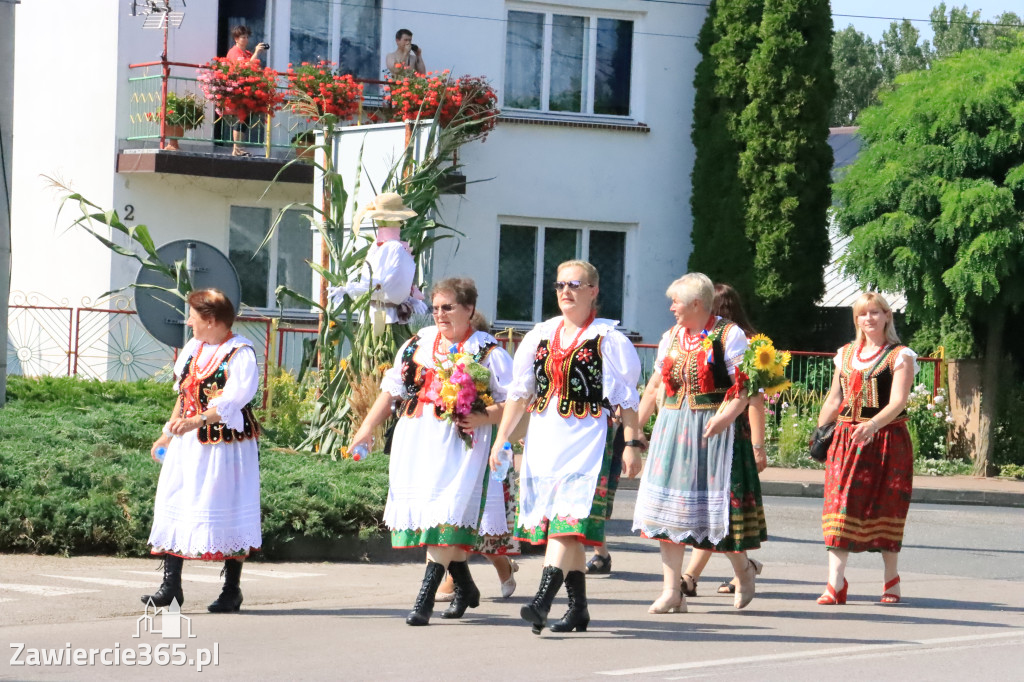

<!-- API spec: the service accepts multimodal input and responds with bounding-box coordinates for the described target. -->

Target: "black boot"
[550,570,590,633]
[441,560,481,619]
[140,555,184,608]
[520,565,564,635]
[406,561,447,626]
[208,560,244,613]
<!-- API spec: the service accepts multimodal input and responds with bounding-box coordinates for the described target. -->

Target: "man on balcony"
[386,28,426,74]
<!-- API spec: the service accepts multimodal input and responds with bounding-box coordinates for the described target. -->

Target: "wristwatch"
[624,439,644,448]
[200,413,208,426]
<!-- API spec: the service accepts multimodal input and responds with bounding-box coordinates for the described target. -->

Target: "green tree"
[833,48,1024,475]
[930,3,982,57]
[737,0,835,345]
[830,25,882,126]
[977,11,1024,50]
[878,19,930,85]
[688,0,763,305]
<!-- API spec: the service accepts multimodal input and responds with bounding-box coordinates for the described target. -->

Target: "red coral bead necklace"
[855,338,887,363]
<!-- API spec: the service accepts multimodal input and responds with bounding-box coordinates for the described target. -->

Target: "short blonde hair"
[666,272,713,312]
[557,260,599,287]
[852,292,900,345]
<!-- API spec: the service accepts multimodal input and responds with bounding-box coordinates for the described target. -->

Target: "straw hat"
[352,192,417,234]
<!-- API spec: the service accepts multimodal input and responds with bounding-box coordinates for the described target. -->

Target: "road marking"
[598,630,1024,677]
[191,566,325,579]
[40,574,155,589]
[0,583,100,597]
[124,571,255,584]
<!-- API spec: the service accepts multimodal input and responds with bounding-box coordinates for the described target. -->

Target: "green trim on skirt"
[514,427,616,546]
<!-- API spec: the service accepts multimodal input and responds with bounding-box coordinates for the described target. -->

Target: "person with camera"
[225,25,268,156]
[813,292,916,606]
[386,28,426,74]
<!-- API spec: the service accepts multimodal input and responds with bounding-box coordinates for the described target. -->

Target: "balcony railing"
[125,61,386,158]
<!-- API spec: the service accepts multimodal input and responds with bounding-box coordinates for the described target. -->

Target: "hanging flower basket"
[287,60,364,123]
[197,57,285,122]
[385,65,499,141]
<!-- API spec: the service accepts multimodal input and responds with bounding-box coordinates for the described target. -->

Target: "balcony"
[117,61,387,184]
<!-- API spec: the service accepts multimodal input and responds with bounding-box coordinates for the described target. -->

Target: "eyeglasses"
[431,303,458,314]
[553,280,592,291]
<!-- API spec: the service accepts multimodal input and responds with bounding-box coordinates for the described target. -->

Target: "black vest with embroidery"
[529,335,604,418]
[179,346,261,444]
[661,318,735,410]
[396,334,498,418]
[838,343,909,423]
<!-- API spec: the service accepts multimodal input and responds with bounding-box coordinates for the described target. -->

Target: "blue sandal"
[585,554,612,575]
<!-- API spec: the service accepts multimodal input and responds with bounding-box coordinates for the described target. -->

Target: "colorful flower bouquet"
[287,60,363,122]
[424,347,494,447]
[732,333,792,399]
[197,57,285,121]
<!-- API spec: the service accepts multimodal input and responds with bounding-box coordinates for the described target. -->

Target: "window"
[504,9,633,116]
[496,222,627,323]
[288,0,381,81]
[229,206,313,310]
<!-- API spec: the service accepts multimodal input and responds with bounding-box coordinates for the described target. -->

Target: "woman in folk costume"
[632,273,766,613]
[492,260,644,635]
[144,289,262,613]
[350,277,513,626]
[814,292,916,605]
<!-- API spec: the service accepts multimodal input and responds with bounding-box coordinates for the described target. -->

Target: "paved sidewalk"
[620,468,1024,507]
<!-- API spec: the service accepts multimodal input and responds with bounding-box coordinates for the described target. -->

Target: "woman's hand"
[622,445,643,478]
[456,411,490,434]
[150,435,171,461]
[489,441,508,472]
[752,445,768,473]
[702,413,731,441]
[167,416,201,436]
[850,419,879,447]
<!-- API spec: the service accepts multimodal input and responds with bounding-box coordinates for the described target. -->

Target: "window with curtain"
[287,0,381,80]
[503,9,634,116]
[229,206,313,310]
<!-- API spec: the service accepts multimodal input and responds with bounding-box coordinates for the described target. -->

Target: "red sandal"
[816,578,848,605]
[881,575,901,604]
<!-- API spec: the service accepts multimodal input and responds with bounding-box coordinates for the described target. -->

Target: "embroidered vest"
[179,346,261,444]
[396,334,498,418]
[837,343,909,423]
[528,335,604,418]
[661,318,736,411]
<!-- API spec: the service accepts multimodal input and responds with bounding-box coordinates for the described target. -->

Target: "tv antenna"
[130,1,188,150]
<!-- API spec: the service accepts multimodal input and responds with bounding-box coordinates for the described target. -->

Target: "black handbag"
[808,422,835,463]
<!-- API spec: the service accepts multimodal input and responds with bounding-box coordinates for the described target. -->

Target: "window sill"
[497,112,650,133]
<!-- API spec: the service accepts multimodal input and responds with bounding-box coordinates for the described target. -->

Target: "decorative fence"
[7,300,944,402]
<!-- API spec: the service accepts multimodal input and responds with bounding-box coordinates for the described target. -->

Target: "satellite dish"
[134,240,241,348]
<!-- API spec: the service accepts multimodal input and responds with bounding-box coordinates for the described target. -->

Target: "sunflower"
[750,333,772,346]
[780,351,791,367]
[767,379,792,395]
[772,360,786,377]
[754,344,777,370]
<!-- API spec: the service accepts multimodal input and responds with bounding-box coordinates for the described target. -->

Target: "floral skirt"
[823,420,913,553]
[474,470,521,556]
[514,431,616,547]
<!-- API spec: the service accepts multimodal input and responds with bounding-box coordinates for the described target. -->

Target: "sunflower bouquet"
[736,333,792,397]
[424,348,494,447]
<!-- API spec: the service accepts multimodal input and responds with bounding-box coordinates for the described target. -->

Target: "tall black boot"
[550,570,590,632]
[520,565,564,635]
[406,561,447,626]
[208,560,244,613]
[441,560,481,619]
[140,555,184,608]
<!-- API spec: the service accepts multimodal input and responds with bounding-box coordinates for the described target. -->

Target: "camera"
[258,42,270,50]
[411,43,419,53]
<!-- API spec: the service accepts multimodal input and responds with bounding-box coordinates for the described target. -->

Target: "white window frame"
[494,216,633,327]
[228,204,317,318]
[502,3,639,120]
[268,0,381,77]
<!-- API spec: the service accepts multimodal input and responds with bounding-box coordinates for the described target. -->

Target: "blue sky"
[831,1,1023,42]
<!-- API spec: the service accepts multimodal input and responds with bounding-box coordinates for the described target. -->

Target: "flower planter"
[162,124,184,151]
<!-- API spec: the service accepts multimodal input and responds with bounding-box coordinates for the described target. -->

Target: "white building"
[10,0,706,358]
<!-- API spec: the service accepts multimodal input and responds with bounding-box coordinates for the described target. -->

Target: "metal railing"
[125,61,387,156]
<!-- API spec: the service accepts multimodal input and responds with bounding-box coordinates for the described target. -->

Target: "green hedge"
[0,376,389,557]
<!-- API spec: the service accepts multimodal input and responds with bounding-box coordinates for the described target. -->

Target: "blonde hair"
[852,292,900,345]
[557,260,599,287]
[666,272,713,312]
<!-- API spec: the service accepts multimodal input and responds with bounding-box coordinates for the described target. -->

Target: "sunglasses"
[554,280,592,292]
[431,303,459,314]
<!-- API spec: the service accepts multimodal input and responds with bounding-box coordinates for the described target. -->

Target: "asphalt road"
[2,493,1022,681]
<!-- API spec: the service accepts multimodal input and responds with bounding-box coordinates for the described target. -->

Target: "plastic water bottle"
[154,446,167,463]
[351,443,370,462]
[491,442,512,482]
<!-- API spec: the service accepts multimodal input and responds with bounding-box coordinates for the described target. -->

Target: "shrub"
[906,384,953,460]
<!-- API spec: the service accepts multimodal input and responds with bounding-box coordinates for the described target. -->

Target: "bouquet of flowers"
[730,333,792,399]
[287,60,364,122]
[424,347,494,447]
[197,57,286,121]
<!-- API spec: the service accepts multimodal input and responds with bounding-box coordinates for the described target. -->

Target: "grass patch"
[0,376,388,557]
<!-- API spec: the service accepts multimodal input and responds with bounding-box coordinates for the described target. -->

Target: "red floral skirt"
[822,420,913,553]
